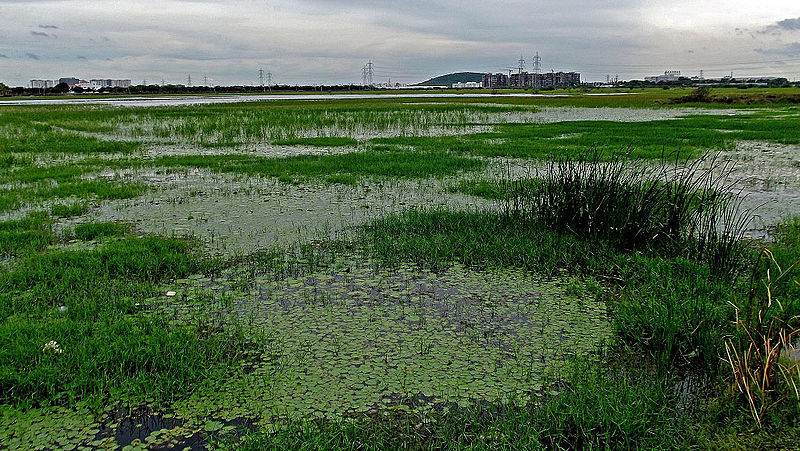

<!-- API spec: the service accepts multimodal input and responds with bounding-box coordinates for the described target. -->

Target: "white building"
[452,81,482,89]
[645,71,681,83]
[30,80,55,89]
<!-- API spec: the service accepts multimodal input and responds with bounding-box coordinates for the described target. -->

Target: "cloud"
[0,53,8,58]
[775,17,800,31]
[25,52,40,60]
[1,0,800,84]
[756,42,800,57]
[760,17,800,34]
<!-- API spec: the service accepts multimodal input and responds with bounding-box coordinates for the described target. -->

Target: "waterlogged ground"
[0,259,608,450]
[2,97,800,449]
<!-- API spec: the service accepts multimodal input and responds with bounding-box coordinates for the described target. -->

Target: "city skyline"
[1,0,799,87]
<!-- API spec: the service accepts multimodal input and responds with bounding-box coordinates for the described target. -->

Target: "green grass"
[0,232,248,408]
[152,151,485,184]
[448,178,510,200]
[0,178,147,213]
[271,137,359,147]
[0,212,55,258]
[222,359,683,450]
[370,111,800,160]
[50,201,89,218]
[73,222,129,241]
[0,114,139,154]
[359,209,736,370]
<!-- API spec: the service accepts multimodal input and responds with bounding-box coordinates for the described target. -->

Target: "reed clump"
[502,150,752,279]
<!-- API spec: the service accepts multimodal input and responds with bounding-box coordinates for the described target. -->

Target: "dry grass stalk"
[723,249,800,427]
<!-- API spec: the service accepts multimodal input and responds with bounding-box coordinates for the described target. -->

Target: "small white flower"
[43,341,63,354]
[59,306,68,313]
[165,291,177,297]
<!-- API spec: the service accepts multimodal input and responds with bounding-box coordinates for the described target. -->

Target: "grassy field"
[0,89,798,449]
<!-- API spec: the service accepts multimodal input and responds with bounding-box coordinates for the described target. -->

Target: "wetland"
[0,88,799,449]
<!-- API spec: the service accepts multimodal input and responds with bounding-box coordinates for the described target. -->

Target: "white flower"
[43,341,63,354]
[165,291,177,297]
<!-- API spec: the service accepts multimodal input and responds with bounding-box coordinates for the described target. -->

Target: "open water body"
[0,92,632,107]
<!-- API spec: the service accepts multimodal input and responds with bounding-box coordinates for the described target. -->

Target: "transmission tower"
[366,60,374,86]
[258,68,265,91]
[161,77,165,86]
[187,74,192,87]
[532,51,542,88]
[361,65,367,86]
[142,79,147,86]
[267,72,273,91]
[517,56,525,87]
[203,74,209,86]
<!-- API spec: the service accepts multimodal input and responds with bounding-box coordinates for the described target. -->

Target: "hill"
[416,72,483,87]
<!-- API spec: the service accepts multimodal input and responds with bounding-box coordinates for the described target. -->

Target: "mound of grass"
[0,212,55,258]
[73,222,129,241]
[50,201,89,218]
[448,178,510,200]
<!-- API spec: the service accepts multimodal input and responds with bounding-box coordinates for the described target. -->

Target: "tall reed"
[723,249,800,427]
[502,149,752,278]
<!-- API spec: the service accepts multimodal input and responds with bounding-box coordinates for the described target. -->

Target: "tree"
[72,85,84,94]
[52,82,70,93]
[0,83,9,96]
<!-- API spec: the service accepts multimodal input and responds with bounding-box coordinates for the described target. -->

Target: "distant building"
[645,71,681,83]
[499,71,580,88]
[482,73,509,88]
[111,79,131,88]
[30,79,55,89]
[452,81,482,89]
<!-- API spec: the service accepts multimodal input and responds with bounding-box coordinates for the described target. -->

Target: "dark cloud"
[755,42,800,57]
[77,55,87,60]
[760,17,800,34]
[31,31,49,37]
[0,53,8,58]
[775,17,800,31]
[38,24,58,29]
[25,52,40,60]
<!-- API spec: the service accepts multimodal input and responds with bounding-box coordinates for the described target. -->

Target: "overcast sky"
[1,0,799,86]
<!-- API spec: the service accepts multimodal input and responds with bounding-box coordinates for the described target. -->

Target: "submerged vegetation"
[0,91,799,449]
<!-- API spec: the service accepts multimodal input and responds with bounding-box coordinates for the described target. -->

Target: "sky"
[1,0,799,86]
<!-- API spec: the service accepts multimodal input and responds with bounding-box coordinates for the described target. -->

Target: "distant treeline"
[615,77,797,89]
[1,78,798,97]
[2,84,388,97]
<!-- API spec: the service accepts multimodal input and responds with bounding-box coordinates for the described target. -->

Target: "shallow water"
[0,92,622,107]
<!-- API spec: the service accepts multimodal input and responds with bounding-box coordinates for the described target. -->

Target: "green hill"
[416,72,483,87]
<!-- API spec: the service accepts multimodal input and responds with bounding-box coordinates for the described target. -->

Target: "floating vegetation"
[150,257,610,418]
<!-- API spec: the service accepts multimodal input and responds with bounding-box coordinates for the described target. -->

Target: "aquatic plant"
[723,249,800,427]
[503,149,752,278]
